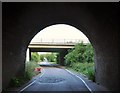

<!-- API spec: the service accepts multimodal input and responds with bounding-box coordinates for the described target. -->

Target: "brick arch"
[3,3,119,91]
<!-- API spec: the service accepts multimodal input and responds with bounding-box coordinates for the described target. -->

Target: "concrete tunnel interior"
[2,3,119,91]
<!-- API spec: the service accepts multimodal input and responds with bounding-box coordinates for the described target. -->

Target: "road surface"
[20,66,91,92]
[38,61,60,67]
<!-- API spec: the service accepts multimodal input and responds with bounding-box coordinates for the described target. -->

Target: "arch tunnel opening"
[3,3,119,91]
[23,24,95,91]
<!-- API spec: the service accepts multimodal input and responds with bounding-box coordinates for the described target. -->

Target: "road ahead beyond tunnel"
[20,67,90,92]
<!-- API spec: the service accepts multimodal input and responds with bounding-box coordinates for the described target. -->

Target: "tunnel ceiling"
[3,2,119,91]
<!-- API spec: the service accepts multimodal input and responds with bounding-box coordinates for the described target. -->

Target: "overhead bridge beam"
[28,45,74,49]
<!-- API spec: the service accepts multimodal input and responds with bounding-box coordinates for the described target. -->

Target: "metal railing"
[30,39,89,45]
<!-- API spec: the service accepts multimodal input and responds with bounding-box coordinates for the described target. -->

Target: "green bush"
[31,52,40,62]
[83,44,94,63]
[39,53,57,62]
[25,61,39,79]
[39,54,44,61]
[10,77,21,87]
[10,61,39,87]
[85,65,95,81]
[68,63,95,81]
[64,42,95,81]
[31,52,58,63]
[64,42,94,66]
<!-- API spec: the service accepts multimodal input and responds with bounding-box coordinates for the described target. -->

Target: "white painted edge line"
[65,69,93,93]
[19,80,36,92]
[18,68,45,93]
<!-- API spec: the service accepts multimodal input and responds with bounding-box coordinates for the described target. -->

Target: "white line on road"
[19,68,92,92]
[18,68,45,93]
[65,69,93,93]
[19,80,36,92]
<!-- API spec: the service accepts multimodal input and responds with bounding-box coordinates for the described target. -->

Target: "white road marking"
[19,68,92,92]
[19,68,45,92]
[65,69,93,93]
[19,80,36,92]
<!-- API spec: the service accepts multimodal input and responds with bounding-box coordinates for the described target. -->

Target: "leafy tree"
[83,44,94,63]
[64,42,94,81]
[31,52,40,62]
[39,54,44,61]
[39,53,57,62]
[64,42,94,66]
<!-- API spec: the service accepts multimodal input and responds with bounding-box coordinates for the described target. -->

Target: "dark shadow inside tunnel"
[2,3,119,91]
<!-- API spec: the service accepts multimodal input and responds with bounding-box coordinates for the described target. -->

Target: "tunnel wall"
[2,3,119,91]
[0,2,2,92]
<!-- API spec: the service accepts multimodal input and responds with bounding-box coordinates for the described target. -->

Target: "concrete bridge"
[2,3,119,91]
[27,40,83,65]
[29,39,80,49]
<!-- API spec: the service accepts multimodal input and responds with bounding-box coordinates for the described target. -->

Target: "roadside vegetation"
[10,53,58,87]
[64,42,95,82]
[31,52,58,63]
[9,43,94,87]
[10,61,40,87]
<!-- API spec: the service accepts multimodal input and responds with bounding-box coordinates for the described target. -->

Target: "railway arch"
[3,3,119,91]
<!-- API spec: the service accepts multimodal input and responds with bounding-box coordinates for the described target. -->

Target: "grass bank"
[10,61,40,87]
[66,63,95,82]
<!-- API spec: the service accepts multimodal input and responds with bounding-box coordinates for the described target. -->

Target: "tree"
[39,53,57,62]
[31,52,40,62]
[83,44,94,63]
[39,54,44,61]
[64,42,94,66]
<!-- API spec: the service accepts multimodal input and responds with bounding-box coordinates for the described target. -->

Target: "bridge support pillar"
[29,48,31,61]
[26,48,32,62]
[26,48,30,62]
[59,50,68,66]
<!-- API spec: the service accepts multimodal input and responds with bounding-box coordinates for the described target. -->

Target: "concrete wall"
[2,3,119,91]
[0,2,2,93]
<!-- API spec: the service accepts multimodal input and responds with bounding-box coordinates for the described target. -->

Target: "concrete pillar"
[26,48,30,62]
[29,48,31,61]
[59,50,68,66]
[59,53,64,66]
[56,53,60,64]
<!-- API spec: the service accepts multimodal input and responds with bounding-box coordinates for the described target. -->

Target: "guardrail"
[30,39,88,45]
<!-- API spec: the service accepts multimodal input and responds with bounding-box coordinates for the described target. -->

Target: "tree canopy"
[64,42,94,66]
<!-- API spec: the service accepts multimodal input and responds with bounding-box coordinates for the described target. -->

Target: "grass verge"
[66,63,95,82]
[10,61,40,87]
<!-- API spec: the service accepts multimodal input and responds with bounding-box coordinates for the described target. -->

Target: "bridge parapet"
[30,39,89,45]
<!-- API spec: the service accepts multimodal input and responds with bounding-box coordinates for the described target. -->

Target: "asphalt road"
[38,61,60,67]
[19,66,91,92]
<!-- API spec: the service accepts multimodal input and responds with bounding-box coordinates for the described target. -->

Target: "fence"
[30,39,86,45]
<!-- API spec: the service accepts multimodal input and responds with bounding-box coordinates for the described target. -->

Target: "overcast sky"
[31,24,89,43]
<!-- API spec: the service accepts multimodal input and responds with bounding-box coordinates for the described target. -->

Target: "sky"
[31,24,89,43]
